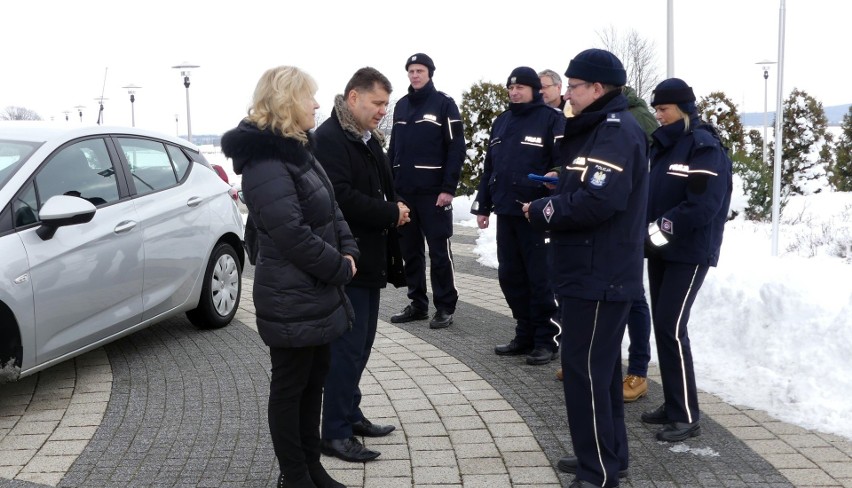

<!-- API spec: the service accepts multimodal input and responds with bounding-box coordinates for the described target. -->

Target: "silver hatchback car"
[0,123,244,382]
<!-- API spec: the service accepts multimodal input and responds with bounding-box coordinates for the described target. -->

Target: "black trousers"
[321,285,379,440]
[398,193,458,313]
[268,343,330,478]
[560,297,630,488]
[497,214,560,350]
[647,257,709,424]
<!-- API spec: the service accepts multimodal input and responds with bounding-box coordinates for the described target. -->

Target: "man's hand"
[344,254,357,277]
[397,201,411,227]
[544,171,558,191]
[477,215,489,229]
[521,202,531,220]
[435,192,454,207]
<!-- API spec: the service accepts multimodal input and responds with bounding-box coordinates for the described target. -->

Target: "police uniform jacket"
[647,116,732,266]
[388,80,465,196]
[222,120,358,348]
[471,94,565,217]
[527,91,648,301]
[314,95,405,289]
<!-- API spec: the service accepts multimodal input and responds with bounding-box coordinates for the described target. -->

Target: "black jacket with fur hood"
[221,120,359,348]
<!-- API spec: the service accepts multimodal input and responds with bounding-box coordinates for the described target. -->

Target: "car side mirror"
[36,195,97,240]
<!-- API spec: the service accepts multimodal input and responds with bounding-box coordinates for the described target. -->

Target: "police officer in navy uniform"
[524,49,648,488]
[640,78,733,443]
[389,53,464,330]
[471,66,564,366]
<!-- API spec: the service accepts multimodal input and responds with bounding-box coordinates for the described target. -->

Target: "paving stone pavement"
[0,222,850,487]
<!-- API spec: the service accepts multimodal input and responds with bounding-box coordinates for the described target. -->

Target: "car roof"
[0,121,199,151]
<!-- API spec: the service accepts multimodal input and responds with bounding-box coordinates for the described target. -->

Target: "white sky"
[460,190,852,442]
[2,0,849,136]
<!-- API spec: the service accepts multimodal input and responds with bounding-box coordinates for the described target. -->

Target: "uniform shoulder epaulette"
[603,113,622,126]
[693,125,721,149]
[437,91,456,102]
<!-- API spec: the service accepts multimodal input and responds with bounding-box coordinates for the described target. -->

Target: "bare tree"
[1,106,42,121]
[596,26,662,100]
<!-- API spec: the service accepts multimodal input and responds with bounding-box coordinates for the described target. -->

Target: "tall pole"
[756,61,776,167]
[666,0,674,77]
[184,75,192,141]
[172,62,200,143]
[771,0,786,257]
[122,84,141,127]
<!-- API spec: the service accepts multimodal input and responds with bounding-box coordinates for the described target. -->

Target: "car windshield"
[0,139,41,188]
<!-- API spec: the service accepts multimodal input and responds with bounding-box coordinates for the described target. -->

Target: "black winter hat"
[406,53,435,77]
[651,78,697,114]
[565,48,627,86]
[506,66,542,91]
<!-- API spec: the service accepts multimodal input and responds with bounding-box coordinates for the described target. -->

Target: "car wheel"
[187,242,242,329]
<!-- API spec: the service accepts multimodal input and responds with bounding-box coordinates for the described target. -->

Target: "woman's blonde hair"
[246,66,318,144]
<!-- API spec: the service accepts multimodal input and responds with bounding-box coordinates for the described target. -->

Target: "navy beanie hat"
[406,53,435,77]
[565,48,627,86]
[651,78,697,114]
[506,66,542,91]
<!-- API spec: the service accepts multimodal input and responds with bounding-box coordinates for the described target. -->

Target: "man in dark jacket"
[388,53,464,330]
[525,49,648,488]
[471,66,564,366]
[314,67,410,463]
[539,69,566,112]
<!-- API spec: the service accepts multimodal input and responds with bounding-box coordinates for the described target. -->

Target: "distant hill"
[741,103,850,127]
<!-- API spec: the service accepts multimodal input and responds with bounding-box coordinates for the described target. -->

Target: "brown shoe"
[623,374,648,402]
[556,368,563,381]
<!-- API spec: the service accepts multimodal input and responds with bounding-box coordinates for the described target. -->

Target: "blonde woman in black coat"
[222,66,357,488]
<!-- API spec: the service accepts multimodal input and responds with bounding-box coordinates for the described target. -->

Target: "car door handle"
[187,196,203,207]
[114,220,137,234]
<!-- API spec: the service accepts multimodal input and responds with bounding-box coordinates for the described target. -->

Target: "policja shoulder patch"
[587,164,613,189]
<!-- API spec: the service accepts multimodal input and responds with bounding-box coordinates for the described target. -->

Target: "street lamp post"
[122,84,142,127]
[74,105,85,123]
[756,60,777,168]
[171,62,200,142]
[93,97,109,125]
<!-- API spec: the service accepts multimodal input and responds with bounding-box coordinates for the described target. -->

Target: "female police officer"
[640,78,733,442]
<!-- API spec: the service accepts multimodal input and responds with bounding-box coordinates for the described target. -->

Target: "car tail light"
[212,164,230,184]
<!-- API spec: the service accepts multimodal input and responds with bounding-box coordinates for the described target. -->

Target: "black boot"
[278,471,318,488]
[308,462,345,488]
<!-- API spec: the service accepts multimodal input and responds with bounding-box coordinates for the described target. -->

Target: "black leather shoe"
[526,347,558,365]
[351,418,395,437]
[656,421,701,442]
[641,404,670,424]
[391,305,428,323]
[429,310,453,329]
[320,436,380,462]
[557,455,628,478]
[568,479,603,488]
[494,339,534,356]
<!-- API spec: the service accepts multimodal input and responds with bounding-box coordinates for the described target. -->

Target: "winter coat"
[527,91,649,301]
[221,120,358,348]
[624,86,659,142]
[647,116,733,266]
[471,94,565,217]
[388,80,465,196]
[314,95,405,289]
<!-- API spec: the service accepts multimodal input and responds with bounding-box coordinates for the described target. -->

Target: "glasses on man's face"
[565,82,592,93]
